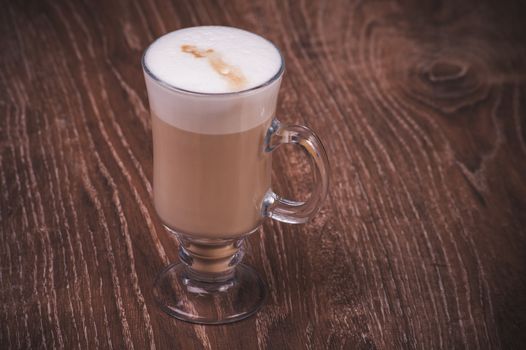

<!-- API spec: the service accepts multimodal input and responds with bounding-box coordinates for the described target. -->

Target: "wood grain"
[1,0,525,349]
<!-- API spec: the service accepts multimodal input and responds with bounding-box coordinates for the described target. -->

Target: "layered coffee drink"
[143,26,283,238]
[145,27,329,324]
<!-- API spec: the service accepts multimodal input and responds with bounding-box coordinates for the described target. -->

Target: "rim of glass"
[141,27,285,97]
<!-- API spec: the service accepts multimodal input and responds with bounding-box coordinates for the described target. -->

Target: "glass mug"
[142,29,329,324]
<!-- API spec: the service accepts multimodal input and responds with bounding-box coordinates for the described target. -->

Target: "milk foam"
[143,26,283,135]
[144,26,282,94]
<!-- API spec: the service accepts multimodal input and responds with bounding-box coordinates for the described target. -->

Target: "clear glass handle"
[262,119,330,224]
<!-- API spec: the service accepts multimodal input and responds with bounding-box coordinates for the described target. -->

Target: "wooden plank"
[0,0,525,349]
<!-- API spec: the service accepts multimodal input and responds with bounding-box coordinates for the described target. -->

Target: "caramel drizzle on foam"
[181,44,247,91]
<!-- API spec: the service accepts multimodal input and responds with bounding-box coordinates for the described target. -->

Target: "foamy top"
[144,26,282,94]
[143,27,283,134]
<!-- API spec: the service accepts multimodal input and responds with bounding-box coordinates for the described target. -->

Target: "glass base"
[153,263,267,324]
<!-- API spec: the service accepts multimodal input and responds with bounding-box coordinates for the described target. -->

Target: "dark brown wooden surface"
[1,0,526,349]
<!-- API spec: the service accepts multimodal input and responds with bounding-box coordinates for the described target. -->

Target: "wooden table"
[1,0,525,349]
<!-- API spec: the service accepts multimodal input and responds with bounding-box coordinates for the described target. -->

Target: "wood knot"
[417,58,478,99]
[403,52,490,114]
[426,60,468,83]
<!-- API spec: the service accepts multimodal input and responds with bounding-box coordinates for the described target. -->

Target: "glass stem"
[177,235,245,283]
